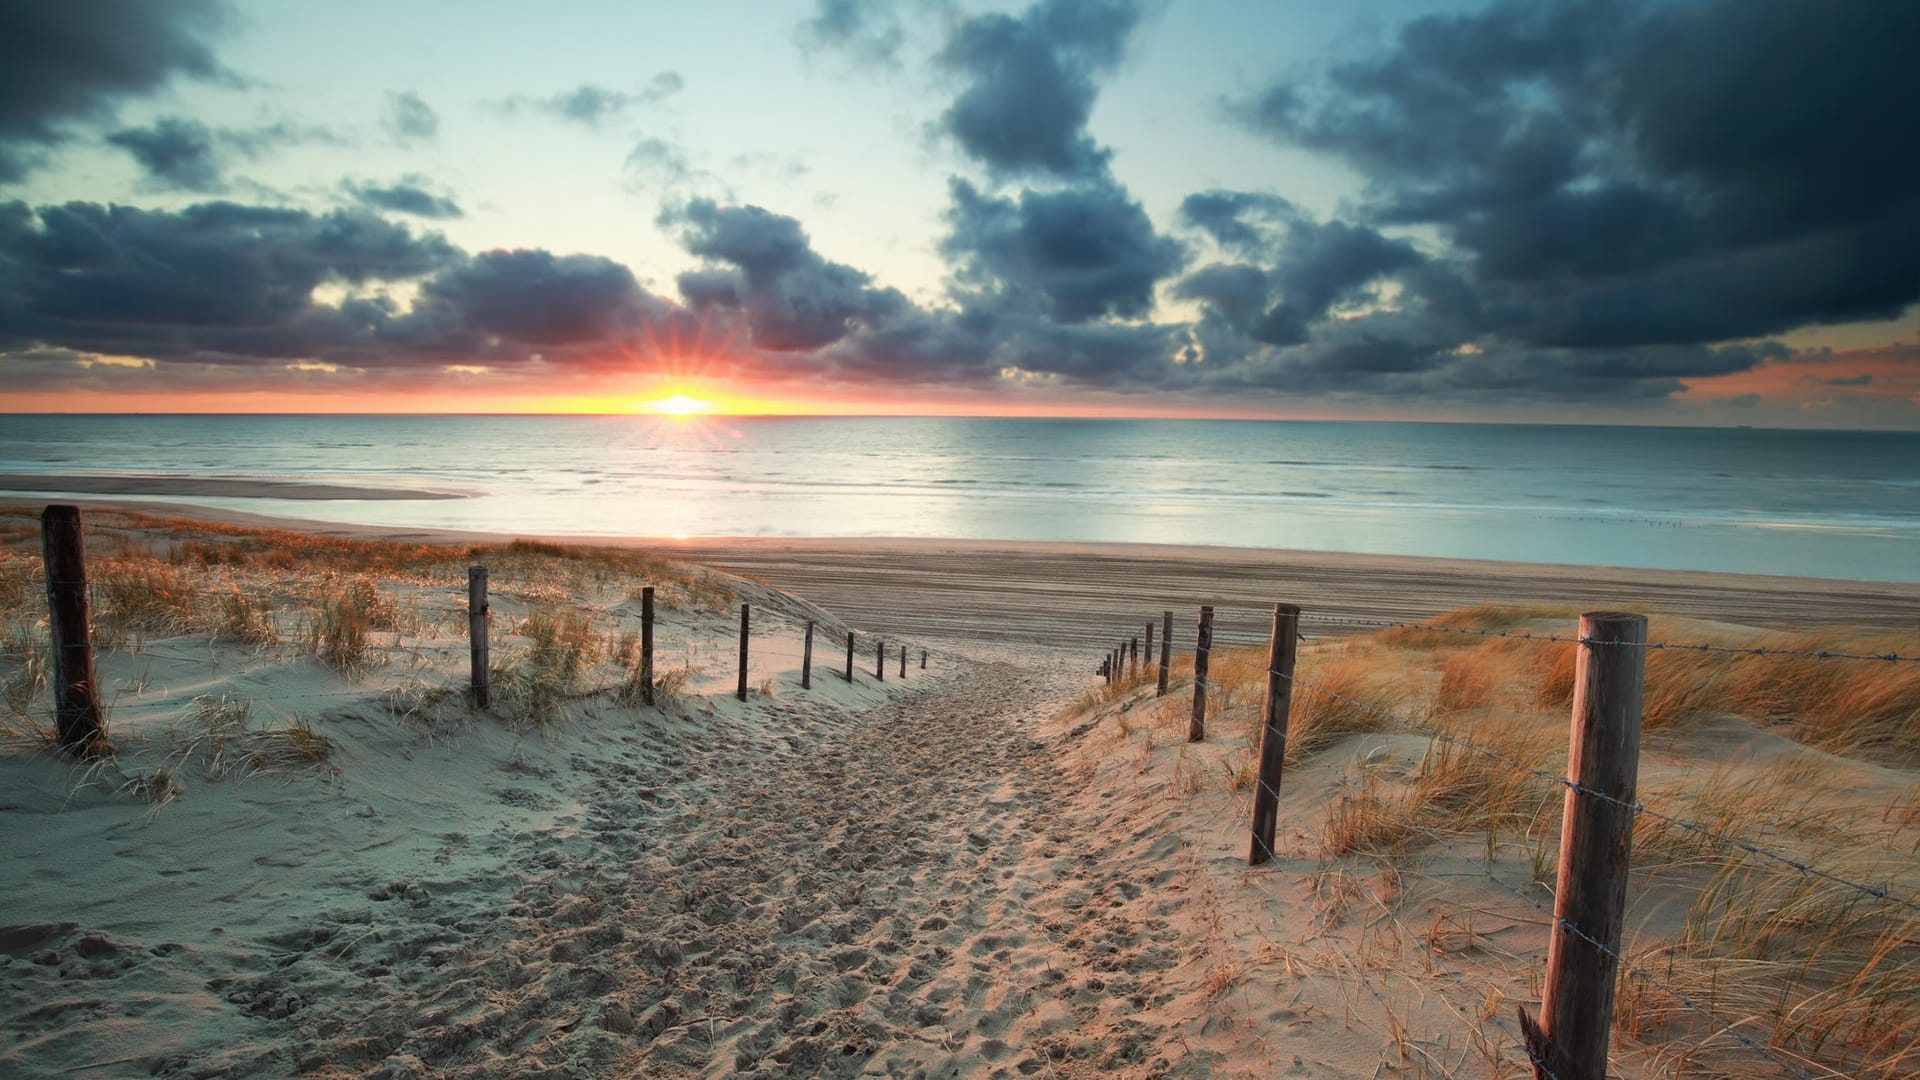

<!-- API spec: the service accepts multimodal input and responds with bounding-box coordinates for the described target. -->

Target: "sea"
[0,414,1914,583]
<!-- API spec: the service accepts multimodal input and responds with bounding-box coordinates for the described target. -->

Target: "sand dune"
[1,507,1913,1078]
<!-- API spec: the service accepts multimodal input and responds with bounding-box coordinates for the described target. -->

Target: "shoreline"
[0,474,465,501]
[5,498,1913,648]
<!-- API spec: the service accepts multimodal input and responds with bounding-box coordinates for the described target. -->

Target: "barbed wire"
[1295,614,1919,663]
[1475,865,1837,1080]
[1267,668,1920,918]
[1242,769,1565,1080]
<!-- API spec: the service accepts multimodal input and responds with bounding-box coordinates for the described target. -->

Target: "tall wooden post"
[876,639,885,681]
[1144,621,1154,678]
[467,566,490,709]
[736,603,751,701]
[1157,610,1172,696]
[899,644,907,678]
[1249,604,1301,865]
[801,621,814,689]
[1189,606,1214,741]
[1129,636,1139,677]
[845,631,855,681]
[920,649,927,670]
[1523,612,1647,1080]
[40,506,105,756]
[639,585,656,705]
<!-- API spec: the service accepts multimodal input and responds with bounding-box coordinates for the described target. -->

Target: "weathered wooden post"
[899,644,907,678]
[876,639,885,681]
[1129,636,1139,677]
[467,565,490,709]
[920,648,927,670]
[1249,603,1301,865]
[845,631,855,681]
[1144,621,1154,678]
[1521,612,1648,1080]
[1189,606,1214,741]
[736,603,751,701]
[801,621,814,689]
[639,585,656,705]
[40,506,105,756]
[1157,610,1172,696]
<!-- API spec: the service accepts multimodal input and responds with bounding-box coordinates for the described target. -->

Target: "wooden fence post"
[899,644,907,678]
[1129,636,1139,677]
[1522,611,1647,1080]
[736,603,751,701]
[1158,610,1172,696]
[468,566,490,709]
[876,639,885,681]
[40,505,105,756]
[845,631,855,681]
[1144,621,1154,678]
[920,648,927,670]
[1189,606,1214,741]
[801,621,814,689]
[1249,603,1301,865]
[639,585,655,705]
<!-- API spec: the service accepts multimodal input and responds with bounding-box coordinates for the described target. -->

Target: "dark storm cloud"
[0,199,696,381]
[942,178,1185,323]
[383,91,438,143]
[662,198,908,352]
[345,176,463,219]
[934,0,1142,179]
[1230,0,1920,350]
[495,74,685,127]
[1174,191,1423,347]
[105,118,226,192]
[0,0,232,182]
[107,116,343,192]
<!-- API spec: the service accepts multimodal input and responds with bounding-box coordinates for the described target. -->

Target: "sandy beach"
[1,503,1915,1079]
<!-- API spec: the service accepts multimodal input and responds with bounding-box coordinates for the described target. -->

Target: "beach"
[1,502,1915,1078]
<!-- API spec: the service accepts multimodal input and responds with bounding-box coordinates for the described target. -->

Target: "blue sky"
[2,0,1916,426]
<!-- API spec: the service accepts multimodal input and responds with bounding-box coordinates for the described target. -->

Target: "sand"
[1,504,1913,1078]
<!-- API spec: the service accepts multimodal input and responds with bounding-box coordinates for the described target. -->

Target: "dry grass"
[168,694,334,783]
[1064,600,1919,1076]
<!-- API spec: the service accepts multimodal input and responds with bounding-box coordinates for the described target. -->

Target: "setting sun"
[649,394,713,416]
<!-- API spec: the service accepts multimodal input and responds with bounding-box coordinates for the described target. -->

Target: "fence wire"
[1296,614,1919,663]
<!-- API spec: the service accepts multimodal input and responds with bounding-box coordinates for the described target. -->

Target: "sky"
[0,0,1916,427]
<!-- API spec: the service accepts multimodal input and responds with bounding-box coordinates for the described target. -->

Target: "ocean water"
[0,414,1914,582]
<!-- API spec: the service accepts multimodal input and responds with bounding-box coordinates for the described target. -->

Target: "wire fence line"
[1273,669,1920,918]
[1474,866,1835,1080]
[1296,613,1920,663]
[1090,600,1917,1079]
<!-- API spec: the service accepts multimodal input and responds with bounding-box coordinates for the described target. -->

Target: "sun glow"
[649,394,713,416]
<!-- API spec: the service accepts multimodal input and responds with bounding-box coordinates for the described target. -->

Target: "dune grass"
[1075,601,1920,1077]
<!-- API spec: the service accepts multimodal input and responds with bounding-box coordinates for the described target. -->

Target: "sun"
[648,393,713,416]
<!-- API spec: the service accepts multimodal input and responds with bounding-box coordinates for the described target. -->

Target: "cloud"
[0,0,233,182]
[0,199,702,384]
[798,0,906,68]
[495,74,685,128]
[942,177,1185,323]
[662,197,908,352]
[1228,0,1920,351]
[345,175,463,219]
[934,0,1142,179]
[107,116,343,192]
[383,90,438,143]
[625,137,693,185]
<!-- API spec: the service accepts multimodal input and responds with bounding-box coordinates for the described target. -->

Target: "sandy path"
[270,649,1221,1079]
